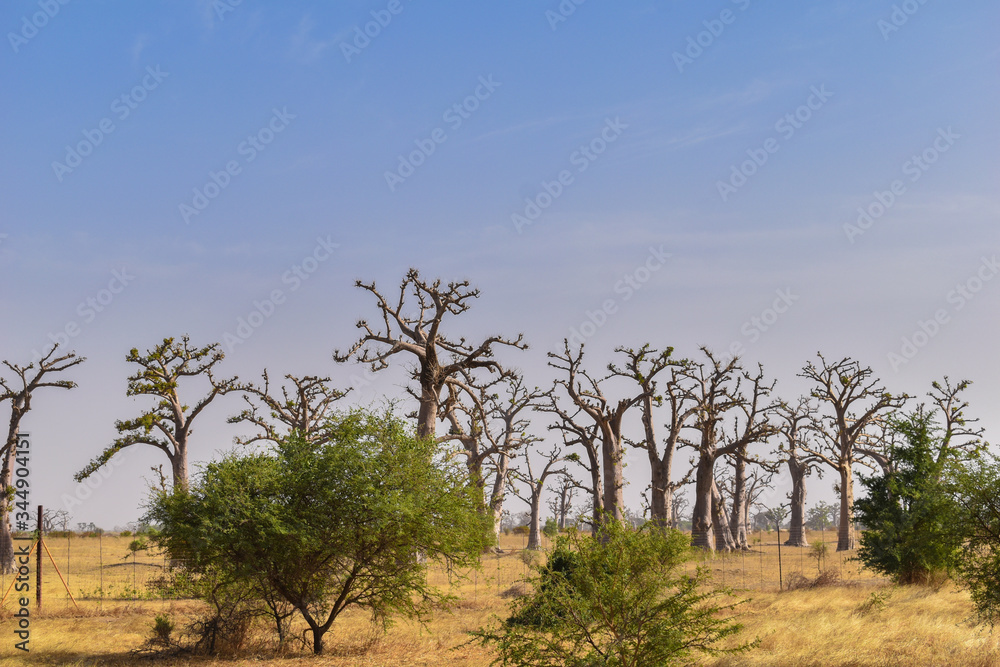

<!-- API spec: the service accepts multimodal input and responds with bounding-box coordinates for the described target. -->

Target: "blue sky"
[1,0,998,528]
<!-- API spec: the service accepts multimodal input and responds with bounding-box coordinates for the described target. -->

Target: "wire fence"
[0,529,884,612]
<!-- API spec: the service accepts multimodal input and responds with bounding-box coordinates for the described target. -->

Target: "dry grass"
[1,532,997,666]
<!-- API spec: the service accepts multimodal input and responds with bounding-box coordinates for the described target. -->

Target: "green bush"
[153,614,174,644]
[854,412,964,584]
[950,455,1000,625]
[542,518,559,539]
[473,522,754,666]
[147,407,491,655]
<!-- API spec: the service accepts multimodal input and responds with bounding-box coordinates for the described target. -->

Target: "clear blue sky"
[1,0,997,528]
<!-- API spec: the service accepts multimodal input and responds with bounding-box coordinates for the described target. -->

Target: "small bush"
[511,525,529,536]
[153,615,174,644]
[474,523,755,666]
[542,518,559,539]
[854,588,893,616]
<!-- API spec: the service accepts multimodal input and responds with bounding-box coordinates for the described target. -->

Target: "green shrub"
[854,412,963,585]
[153,614,174,644]
[474,522,754,666]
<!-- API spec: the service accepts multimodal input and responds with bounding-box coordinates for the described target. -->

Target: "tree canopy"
[146,406,492,654]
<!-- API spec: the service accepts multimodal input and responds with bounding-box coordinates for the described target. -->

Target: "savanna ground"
[1,532,998,666]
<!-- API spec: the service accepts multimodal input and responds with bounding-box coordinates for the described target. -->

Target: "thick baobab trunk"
[785,457,809,547]
[712,481,737,552]
[729,457,749,550]
[601,434,624,526]
[170,449,189,493]
[416,384,440,440]
[583,448,603,534]
[691,455,715,550]
[0,442,15,574]
[527,488,543,550]
[488,455,509,545]
[837,466,855,550]
[648,455,674,528]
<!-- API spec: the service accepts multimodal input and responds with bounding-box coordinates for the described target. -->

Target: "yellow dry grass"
[0,532,997,666]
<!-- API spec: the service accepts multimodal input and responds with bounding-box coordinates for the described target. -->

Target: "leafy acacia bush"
[147,407,492,655]
[950,455,1000,625]
[474,522,753,666]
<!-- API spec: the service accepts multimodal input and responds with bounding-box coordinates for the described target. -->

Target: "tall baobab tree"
[437,370,545,542]
[333,269,526,439]
[510,444,572,550]
[856,377,984,479]
[775,397,821,547]
[547,342,672,529]
[542,397,602,534]
[1,346,85,573]
[612,346,697,529]
[798,354,908,551]
[76,336,236,492]
[229,371,349,446]
[717,366,779,550]
[682,348,741,551]
[926,377,984,465]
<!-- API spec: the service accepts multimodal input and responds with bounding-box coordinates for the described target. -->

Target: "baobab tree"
[926,377,984,465]
[682,348,741,551]
[76,336,236,492]
[612,345,697,529]
[333,269,526,439]
[1,346,85,573]
[547,342,672,529]
[546,474,577,530]
[542,396,602,534]
[437,370,545,542]
[510,444,572,550]
[716,365,779,550]
[856,377,984,479]
[775,397,821,547]
[229,371,349,446]
[798,354,908,551]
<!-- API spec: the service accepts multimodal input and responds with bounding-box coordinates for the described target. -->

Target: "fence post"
[776,520,783,591]
[36,505,43,610]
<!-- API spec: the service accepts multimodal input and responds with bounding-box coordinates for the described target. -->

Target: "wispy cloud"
[131,34,149,66]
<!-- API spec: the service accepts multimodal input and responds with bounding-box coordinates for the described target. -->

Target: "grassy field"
[1,532,998,666]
